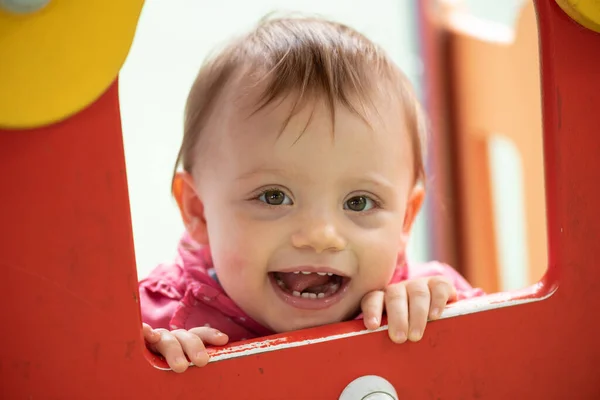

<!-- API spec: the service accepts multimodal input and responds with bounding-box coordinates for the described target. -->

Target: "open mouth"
[268,270,350,309]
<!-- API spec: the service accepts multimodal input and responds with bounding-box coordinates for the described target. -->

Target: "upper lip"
[271,266,349,277]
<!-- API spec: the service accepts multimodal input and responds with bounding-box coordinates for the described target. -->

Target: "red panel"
[1,1,599,398]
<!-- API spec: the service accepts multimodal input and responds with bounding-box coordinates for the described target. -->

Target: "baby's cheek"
[218,250,249,274]
[216,221,268,270]
[213,251,255,305]
[359,243,400,288]
[217,242,266,278]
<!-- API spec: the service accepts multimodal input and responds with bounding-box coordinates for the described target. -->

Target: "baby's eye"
[344,196,375,212]
[258,190,293,206]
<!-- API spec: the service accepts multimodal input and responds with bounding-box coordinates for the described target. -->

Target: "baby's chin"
[263,307,360,334]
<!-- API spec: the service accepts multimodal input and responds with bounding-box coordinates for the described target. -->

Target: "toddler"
[140,16,484,373]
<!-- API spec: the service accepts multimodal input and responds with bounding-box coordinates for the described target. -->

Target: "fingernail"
[196,351,206,360]
[431,308,441,319]
[393,331,407,343]
[370,317,379,327]
[409,329,422,341]
[175,356,187,366]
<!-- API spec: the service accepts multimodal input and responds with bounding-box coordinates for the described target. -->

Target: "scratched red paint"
[1,1,599,398]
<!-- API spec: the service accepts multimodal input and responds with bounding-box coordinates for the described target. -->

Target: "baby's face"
[184,89,423,333]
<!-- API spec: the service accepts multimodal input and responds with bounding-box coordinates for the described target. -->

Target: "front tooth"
[293,271,300,274]
[293,291,301,297]
[327,273,333,276]
[308,293,317,299]
[301,271,311,275]
[317,293,325,298]
[301,292,310,298]
[317,272,327,276]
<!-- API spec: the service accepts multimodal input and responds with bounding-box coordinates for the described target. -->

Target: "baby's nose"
[291,220,347,253]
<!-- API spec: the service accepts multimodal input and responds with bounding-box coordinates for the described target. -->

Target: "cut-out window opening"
[119,0,552,369]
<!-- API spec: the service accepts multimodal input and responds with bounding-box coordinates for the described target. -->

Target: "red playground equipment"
[1,0,599,398]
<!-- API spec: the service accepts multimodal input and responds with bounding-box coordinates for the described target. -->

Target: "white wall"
[120,0,424,279]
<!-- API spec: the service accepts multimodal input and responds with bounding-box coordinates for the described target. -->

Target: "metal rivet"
[339,375,398,400]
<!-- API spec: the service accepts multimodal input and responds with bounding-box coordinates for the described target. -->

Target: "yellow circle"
[556,0,600,34]
[0,0,144,129]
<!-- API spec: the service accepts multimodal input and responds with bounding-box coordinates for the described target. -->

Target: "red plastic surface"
[1,1,599,398]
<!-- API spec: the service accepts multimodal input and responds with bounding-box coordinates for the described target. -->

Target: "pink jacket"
[139,234,484,342]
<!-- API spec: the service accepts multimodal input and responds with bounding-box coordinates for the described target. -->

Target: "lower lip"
[268,273,350,310]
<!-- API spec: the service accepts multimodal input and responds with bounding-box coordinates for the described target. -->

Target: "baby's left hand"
[361,277,457,343]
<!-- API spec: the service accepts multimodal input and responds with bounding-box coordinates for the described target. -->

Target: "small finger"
[172,330,210,368]
[406,280,430,342]
[428,277,455,320]
[384,284,409,343]
[153,330,190,373]
[187,326,229,347]
[360,290,385,330]
[142,323,161,344]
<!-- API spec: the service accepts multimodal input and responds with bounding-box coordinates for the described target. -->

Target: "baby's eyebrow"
[235,168,399,196]
[344,175,398,195]
[350,174,394,188]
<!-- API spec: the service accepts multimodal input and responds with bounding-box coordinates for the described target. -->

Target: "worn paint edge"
[151,283,557,370]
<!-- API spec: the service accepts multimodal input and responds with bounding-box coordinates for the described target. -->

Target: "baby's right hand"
[142,323,229,373]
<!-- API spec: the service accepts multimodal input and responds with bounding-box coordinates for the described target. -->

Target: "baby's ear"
[172,171,209,245]
[400,184,425,244]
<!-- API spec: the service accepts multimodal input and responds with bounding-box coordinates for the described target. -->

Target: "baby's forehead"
[217,84,412,159]
[192,64,421,182]
[226,68,405,127]
[205,97,415,191]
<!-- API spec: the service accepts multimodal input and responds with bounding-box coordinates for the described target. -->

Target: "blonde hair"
[173,16,427,187]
